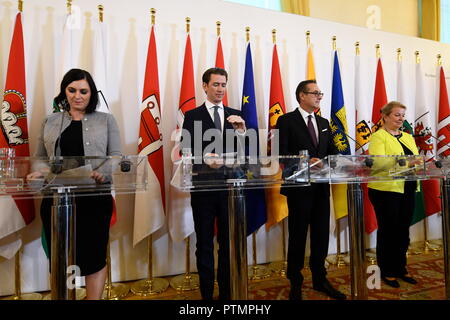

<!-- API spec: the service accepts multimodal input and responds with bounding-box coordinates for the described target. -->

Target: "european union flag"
[242,42,267,235]
[330,51,350,155]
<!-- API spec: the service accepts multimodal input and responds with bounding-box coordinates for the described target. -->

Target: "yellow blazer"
[368,128,420,193]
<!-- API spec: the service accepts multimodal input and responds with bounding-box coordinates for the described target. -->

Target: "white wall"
[1,0,450,295]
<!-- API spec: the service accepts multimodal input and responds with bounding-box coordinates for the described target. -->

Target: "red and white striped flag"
[437,66,450,157]
[133,23,165,246]
[215,35,228,106]
[365,58,388,234]
[92,13,117,227]
[0,12,35,258]
[265,43,288,230]
[414,61,441,218]
[168,33,196,242]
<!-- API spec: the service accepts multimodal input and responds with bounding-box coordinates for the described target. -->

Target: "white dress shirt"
[298,106,318,141]
[205,100,224,132]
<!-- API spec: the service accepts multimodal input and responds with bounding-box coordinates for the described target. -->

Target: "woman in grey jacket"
[28,68,121,300]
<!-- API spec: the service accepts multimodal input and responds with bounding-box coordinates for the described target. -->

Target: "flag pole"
[332,36,347,268]
[91,5,127,300]
[130,10,171,298]
[366,44,384,266]
[268,28,287,277]
[423,55,444,253]
[169,17,200,293]
[275,27,289,276]
[247,26,269,281]
[4,247,42,300]
[216,20,221,37]
[3,3,41,301]
[362,44,378,266]
[67,0,72,15]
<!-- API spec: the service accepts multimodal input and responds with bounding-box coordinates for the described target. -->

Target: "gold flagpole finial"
[397,48,402,61]
[272,29,277,44]
[245,27,250,42]
[186,17,191,33]
[67,0,72,15]
[98,5,104,23]
[375,44,381,59]
[18,0,23,12]
[216,21,221,37]
[332,36,336,51]
[415,51,420,64]
[151,8,156,25]
[438,54,442,66]
[355,42,360,56]
[306,30,311,47]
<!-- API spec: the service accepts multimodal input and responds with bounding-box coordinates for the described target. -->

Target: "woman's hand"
[90,171,106,183]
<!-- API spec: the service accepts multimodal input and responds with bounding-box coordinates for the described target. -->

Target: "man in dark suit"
[181,67,246,300]
[276,79,346,300]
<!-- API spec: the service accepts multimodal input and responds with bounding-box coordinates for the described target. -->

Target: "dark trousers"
[368,183,415,278]
[191,191,230,300]
[286,184,330,285]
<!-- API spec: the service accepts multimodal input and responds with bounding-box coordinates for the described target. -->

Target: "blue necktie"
[213,106,221,131]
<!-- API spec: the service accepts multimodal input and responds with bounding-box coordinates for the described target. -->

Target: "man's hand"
[310,157,324,169]
[227,115,246,133]
[204,153,224,169]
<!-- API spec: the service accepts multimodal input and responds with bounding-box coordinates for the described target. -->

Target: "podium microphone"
[416,132,446,168]
[344,132,374,168]
[120,158,132,172]
[51,105,68,174]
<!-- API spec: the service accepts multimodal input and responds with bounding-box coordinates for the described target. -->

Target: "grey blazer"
[34,111,122,158]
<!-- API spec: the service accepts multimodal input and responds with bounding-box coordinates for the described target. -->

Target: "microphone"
[344,132,374,168]
[329,158,337,169]
[50,105,67,174]
[120,157,131,172]
[422,133,448,169]
[397,158,406,166]
[97,90,110,110]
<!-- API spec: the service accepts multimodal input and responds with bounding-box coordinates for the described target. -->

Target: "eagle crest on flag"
[414,122,433,156]
[1,89,27,146]
[356,120,371,149]
[269,102,284,128]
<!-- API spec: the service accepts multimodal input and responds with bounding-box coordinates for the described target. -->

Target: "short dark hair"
[202,67,228,84]
[295,79,317,104]
[54,68,99,114]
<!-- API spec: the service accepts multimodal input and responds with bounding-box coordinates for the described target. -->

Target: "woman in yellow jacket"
[368,101,420,288]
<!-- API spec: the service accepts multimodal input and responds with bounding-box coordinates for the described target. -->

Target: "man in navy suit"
[276,79,346,300]
[181,67,246,300]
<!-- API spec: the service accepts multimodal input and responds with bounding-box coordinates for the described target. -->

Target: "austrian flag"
[0,12,35,259]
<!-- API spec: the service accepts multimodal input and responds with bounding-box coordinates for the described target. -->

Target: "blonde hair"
[380,101,406,116]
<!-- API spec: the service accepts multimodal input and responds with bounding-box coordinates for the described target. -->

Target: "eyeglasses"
[303,91,324,97]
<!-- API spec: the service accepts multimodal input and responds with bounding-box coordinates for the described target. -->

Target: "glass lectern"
[0,154,147,300]
[172,150,310,300]
[310,154,427,300]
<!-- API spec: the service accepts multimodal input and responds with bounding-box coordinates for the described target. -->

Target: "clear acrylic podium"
[0,155,147,300]
[424,157,450,300]
[172,150,310,300]
[310,154,428,300]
